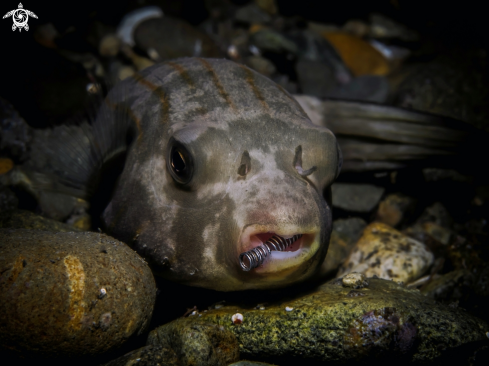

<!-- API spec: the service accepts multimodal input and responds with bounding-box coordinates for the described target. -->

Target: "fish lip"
[238,225,320,273]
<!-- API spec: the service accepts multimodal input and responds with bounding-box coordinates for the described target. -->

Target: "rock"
[0,97,32,161]
[337,222,434,283]
[230,362,275,366]
[0,209,83,232]
[146,278,488,363]
[296,60,337,97]
[342,272,369,288]
[327,75,389,103]
[288,29,351,84]
[0,158,14,175]
[104,320,239,366]
[250,28,298,54]
[235,3,271,24]
[421,269,474,303]
[99,34,121,57]
[134,17,221,61]
[254,0,277,15]
[375,193,416,227]
[331,183,385,212]
[368,13,418,41]
[323,32,390,77]
[391,53,489,131]
[417,202,453,228]
[102,345,177,366]
[343,19,370,37]
[245,55,276,77]
[0,229,156,357]
[321,217,366,275]
[0,186,18,212]
[116,6,164,47]
[420,222,453,245]
[422,168,473,183]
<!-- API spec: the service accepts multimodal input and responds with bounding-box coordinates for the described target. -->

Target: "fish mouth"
[239,226,319,274]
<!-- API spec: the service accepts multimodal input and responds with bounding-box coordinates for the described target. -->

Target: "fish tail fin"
[295,96,486,172]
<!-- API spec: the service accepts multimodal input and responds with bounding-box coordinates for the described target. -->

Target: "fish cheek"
[167,192,239,287]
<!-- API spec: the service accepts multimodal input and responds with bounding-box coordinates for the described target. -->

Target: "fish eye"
[167,140,193,184]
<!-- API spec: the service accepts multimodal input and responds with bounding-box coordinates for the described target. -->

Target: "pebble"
[321,217,367,275]
[323,32,390,76]
[337,222,434,283]
[0,209,83,232]
[331,183,385,212]
[235,3,271,24]
[134,17,221,61]
[296,59,337,97]
[0,97,32,161]
[0,229,156,357]
[99,34,121,57]
[0,186,18,211]
[342,272,369,288]
[375,193,416,227]
[368,13,418,41]
[245,55,276,77]
[327,75,389,103]
[250,28,298,54]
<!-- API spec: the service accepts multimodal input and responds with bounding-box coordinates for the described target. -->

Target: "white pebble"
[285,306,294,312]
[98,288,107,299]
[232,313,243,324]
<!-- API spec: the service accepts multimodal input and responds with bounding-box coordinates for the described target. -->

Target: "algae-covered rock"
[0,209,83,232]
[0,229,156,357]
[147,278,488,364]
[337,222,433,283]
[104,322,239,366]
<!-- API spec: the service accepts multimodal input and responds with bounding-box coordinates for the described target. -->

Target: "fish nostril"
[238,150,251,176]
[294,145,317,177]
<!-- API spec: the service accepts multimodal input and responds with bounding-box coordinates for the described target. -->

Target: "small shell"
[98,288,107,299]
[285,306,294,312]
[232,313,243,325]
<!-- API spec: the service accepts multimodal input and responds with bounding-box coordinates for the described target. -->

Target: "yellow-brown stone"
[323,32,390,76]
[337,222,433,283]
[0,229,156,357]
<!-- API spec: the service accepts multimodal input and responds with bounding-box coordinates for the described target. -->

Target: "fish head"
[102,58,341,291]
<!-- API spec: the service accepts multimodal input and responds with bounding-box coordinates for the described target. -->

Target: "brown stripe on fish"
[132,72,170,125]
[165,61,195,89]
[275,82,305,110]
[197,58,236,111]
[104,98,143,141]
[238,64,269,111]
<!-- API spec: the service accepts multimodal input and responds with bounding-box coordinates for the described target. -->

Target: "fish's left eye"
[167,139,194,184]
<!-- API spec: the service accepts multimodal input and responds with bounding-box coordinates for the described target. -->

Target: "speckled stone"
[0,209,83,232]
[0,229,156,357]
[337,222,434,283]
[146,278,487,363]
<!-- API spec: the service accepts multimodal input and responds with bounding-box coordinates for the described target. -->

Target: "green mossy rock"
[147,278,488,364]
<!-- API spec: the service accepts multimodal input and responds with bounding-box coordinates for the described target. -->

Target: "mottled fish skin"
[100,58,341,291]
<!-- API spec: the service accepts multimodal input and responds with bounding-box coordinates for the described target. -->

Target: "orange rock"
[323,32,390,76]
[0,158,14,175]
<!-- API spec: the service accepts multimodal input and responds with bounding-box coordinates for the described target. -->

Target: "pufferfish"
[24,58,342,291]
